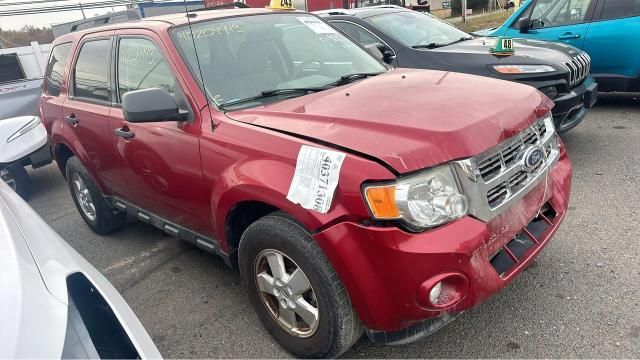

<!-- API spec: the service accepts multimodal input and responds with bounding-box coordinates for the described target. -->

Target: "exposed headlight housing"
[6,116,42,143]
[493,65,556,74]
[363,165,468,230]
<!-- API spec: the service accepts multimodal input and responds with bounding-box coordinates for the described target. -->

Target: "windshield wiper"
[412,37,473,49]
[446,36,474,46]
[219,87,329,110]
[412,42,442,49]
[327,72,384,86]
[218,74,384,110]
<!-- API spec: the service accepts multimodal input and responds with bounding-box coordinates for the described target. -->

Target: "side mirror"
[372,42,395,64]
[122,88,187,123]
[516,17,531,33]
[364,43,385,61]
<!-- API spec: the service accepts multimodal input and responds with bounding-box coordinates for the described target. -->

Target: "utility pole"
[462,0,467,22]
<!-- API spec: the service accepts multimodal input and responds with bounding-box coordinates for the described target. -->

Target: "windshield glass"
[367,11,470,48]
[172,13,386,108]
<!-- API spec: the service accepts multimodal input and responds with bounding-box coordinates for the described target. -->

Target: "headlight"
[493,65,556,74]
[6,116,42,143]
[363,165,468,230]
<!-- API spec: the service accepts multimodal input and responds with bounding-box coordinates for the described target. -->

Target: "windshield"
[172,13,387,108]
[367,11,471,48]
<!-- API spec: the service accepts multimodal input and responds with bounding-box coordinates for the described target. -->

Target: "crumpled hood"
[227,69,553,173]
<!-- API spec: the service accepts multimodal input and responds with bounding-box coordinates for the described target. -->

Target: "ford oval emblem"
[523,146,544,170]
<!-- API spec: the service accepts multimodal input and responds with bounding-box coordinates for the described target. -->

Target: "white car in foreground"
[0,180,161,359]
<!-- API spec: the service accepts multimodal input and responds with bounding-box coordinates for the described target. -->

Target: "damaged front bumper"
[313,149,572,345]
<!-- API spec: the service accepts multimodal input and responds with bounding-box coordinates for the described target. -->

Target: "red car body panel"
[314,150,571,330]
[228,69,555,173]
[40,9,572,336]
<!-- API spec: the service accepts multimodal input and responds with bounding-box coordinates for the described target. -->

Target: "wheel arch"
[53,141,76,178]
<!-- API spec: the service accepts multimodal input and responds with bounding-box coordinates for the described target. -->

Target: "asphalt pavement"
[26,93,640,358]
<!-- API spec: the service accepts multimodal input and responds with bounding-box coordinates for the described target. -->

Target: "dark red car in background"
[40,8,571,357]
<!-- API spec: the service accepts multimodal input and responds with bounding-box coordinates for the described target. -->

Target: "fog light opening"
[540,86,558,100]
[417,273,468,309]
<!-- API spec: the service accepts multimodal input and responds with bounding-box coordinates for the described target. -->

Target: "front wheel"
[1,164,30,199]
[239,212,362,358]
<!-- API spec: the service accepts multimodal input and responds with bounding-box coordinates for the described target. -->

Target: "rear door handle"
[114,128,135,139]
[66,115,79,127]
[558,33,580,40]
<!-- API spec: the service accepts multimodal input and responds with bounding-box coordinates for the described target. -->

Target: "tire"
[1,164,30,199]
[239,212,363,358]
[66,156,125,235]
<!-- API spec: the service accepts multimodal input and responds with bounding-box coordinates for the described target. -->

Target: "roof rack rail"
[313,8,354,16]
[191,1,250,12]
[68,9,141,33]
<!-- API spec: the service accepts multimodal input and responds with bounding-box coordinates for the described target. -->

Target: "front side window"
[117,38,176,101]
[172,13,386,109]
[73,39,110,102]
[331,21,381,47]
[600,0,640,20]
[45,43,72,96]
[530,0,594,28]
[366,11,470,48]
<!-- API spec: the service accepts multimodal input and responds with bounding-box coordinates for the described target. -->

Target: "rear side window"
[73,39,111,102]
[117,38,176,101]
[0,54,26,84]
[45,43,72,96]
[600,0,640,20]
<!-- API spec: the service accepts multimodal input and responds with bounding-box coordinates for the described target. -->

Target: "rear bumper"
[314,149,572,341]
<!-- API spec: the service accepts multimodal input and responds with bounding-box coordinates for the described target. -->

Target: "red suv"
[41,8,572,358]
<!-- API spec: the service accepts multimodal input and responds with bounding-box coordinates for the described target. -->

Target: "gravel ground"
[26,92,640,358]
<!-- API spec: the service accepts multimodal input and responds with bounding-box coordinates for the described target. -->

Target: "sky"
[0,2,128,30]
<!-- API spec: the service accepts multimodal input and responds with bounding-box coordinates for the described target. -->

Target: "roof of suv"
[314,5,407,19]
[54,8,289,44]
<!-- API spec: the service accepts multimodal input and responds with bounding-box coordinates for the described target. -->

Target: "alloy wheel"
[0,168,17,191]
[254,249,320,337]
[72,173,97,221]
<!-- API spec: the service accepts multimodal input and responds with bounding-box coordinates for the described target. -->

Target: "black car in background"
[316,5,598,133]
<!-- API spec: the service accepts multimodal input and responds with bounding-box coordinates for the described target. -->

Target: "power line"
[0,0,91,7]
[0,0,183,15]
[0,0,143,15]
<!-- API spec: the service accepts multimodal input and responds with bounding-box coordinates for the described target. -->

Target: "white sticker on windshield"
[296,16,337,34]
[287,145,346,214]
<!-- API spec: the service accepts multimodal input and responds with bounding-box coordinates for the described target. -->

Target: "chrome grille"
[454,114,561,222]
[477,120,548,182]
[564,52,591,87]
[484,143,550,209]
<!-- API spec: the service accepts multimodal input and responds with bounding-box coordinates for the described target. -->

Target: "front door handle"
[558,33,580,40]
[114,128,135,139]
[66,115,79,127]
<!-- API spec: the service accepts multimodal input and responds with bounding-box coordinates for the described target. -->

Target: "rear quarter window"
[0,54,26,84]
[45,43,72,97]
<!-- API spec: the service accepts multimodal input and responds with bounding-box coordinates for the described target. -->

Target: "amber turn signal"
[364,185,400,219]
